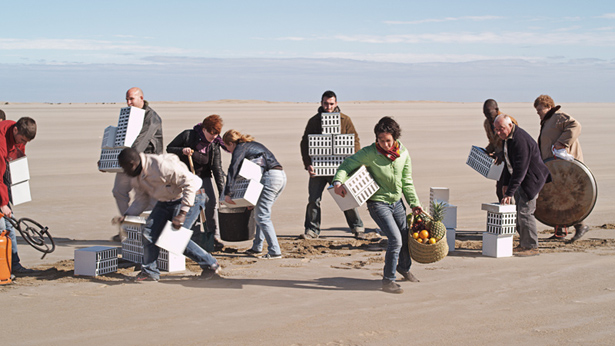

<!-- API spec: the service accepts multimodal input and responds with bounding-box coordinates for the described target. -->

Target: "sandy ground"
[2,101,614,345]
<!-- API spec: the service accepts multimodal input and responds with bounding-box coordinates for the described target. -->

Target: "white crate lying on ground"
[308,134,333,156]
[114,106,145,148]
[429,187,449,204]
[328,165,380,211]
[428,187,457,229]
[74,246,118,276]
[224,178,263,207]
[482,203,517,235]
[333,134,355,155]
[98,148,123,172]
[447,228,456,253]
[482,232,513,258]
[466,146,504,180]
[121,218,186,272]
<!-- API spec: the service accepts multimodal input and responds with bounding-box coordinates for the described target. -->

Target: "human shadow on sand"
[159,276,382,291]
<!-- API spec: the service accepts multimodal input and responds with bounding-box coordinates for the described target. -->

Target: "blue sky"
[1,1,614,102]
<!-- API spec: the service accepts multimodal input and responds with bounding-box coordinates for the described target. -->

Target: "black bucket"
[219,206,255,242]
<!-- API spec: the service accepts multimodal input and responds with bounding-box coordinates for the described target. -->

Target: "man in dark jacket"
[299,90,364,239]
[495,114,551,257]
[111,87,163,241]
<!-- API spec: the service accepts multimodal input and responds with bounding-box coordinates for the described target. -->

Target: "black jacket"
[224,141,282,196]
[501,125,552,200]
[132,101,163,154]
[166,129,226,194]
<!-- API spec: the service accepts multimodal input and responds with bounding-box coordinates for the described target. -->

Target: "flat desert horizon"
[2,100,614,346]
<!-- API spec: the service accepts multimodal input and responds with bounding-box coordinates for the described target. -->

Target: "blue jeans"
[251,169,286,255]
[183,178,219,238]
[367,200,411,282]
[304,175,363,235]
[0,216,20,267]
[141,199,218,279]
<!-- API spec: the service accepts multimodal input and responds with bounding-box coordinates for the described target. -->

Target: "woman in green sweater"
[333,116,423,294]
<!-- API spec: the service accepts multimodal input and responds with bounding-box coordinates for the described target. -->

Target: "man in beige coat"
[534,94,587,242]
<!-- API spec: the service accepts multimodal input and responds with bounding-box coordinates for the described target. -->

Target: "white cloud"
[310,52,543,64]
[331,31,615,46]
[384,15,502,25]
[0,38,189,54]
[598,13,615,19]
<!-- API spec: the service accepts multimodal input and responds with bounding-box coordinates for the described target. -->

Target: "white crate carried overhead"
[98,148,123,172]
[466,146,504,180]
[328,165,379,211]
[74,246,118,276]
[482,203,516,235]
[115,107,145,148]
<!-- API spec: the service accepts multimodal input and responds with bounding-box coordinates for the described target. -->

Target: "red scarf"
[376,141,400,161]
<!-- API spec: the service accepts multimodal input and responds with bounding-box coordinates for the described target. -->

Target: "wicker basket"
[407,212,448,264]
[408,233,448,264]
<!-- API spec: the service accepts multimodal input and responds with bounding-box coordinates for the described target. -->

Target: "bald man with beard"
[110,87,163,241]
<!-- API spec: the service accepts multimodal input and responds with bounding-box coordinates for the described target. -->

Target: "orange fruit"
[429,238,437,244]
[419,230,430,239]
[412,232,419,239]
[416,238,423,243]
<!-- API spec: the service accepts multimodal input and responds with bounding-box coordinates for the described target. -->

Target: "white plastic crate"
[121,221,186,273]
[311,155,346,167]
[332,134,355,155]
[321,113,341,127]
[238,158,263,181]
[10,181,31,206]
[114,106,145,148]
[224,178,263,207]
[8,157,29,184]
[429,187,449,204]
[74,246,118,276]
[308,134,333,156]
[328,165,380,211]
[101,126,118,149]
[322,126,341,135]
[98,148,123,172]
[482,203,516,235]
[482,232,513,258]
[313,167,338,176]
[156,221,194,256]
[466,146,505,180]
[447,228,456,253]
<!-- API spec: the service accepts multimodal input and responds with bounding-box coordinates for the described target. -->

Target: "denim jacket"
[224,141,282,196]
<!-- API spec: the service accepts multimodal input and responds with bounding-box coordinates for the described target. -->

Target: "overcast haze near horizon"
[1,1,614,103]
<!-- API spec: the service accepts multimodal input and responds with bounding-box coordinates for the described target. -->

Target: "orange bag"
[0,230,12,285]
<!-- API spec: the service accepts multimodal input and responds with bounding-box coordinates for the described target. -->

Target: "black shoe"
[569,225,589,243]
[213,239,224,251]
[245,248,262,257]
[299,230,318,239]
[382,280,403,294]
[547,227,567,240]
[132,271,159,282]
[12,265,42,276]
[396,269,420,282]
[352,227,366,240]
[200,263,220,280]
[111,233,122,242]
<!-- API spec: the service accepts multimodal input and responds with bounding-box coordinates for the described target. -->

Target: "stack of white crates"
[308,113,355,176]
[224,159,264,207]
[121,216,186,272]
[466,146,504,180]
[328,165,379,211]
[8,156,31,205]
[98,107,145,172]
[481,203,517,258]
[74,246,118,276]
[429,187,457,253]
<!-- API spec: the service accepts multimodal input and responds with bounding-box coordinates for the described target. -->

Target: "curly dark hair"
[373,116,401,140]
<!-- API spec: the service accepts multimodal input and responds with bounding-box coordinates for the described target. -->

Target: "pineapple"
[428,200,448,241]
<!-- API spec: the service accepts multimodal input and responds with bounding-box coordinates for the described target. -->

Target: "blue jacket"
[501,125,552,200]
[224,141,282,196]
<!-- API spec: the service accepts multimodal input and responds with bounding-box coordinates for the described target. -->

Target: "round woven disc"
[535,158,597,227]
